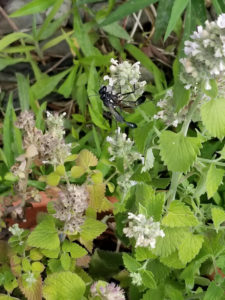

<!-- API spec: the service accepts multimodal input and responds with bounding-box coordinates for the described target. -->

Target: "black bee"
[99,86,146,128]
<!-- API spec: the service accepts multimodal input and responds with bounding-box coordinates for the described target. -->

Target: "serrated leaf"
[149,192,165,222]
[46,172,60,186]
[201,97,225,139]
[70,166,85,178]
[140,269,157,289]
[80,218,107,241]
[211,207,225,232]
[43,272,85,300]
[18,274,42,300]
[64,154,78,162]
[27,216,60,250]
[160,251,186,269]
[141,288,165,300]
[76,149,98,171]
[160,131,202,172]
[22,258,31,272]
[178,233,204,264]
[206,164,224,198]
[62,240,87,259]
[152,227,188,257]
[122,253,141,272]
[60,253,71,271]
[203,281,224,300]
[87,184,106,212]
[147,260,171,284]
[162,201,199,227]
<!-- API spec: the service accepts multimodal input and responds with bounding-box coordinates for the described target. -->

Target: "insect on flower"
[99,85,146,128]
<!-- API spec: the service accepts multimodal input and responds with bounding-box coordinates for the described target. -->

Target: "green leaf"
[60,253,71,271]
[46,172,61,186]
[31,262,45,273]
[58,65,78,98]
[62,240,87,259]
[100,0,157,26]
[159,131,202,172]
[16,73,30,112]
[206,164,224,198]
[211,207,225,232]
[41,248,60,259]
[102,22,130,40]
[140,269,157,289]
[178,233,204,264]
[122,253,141,272]
[203,282,224,300]
[27,216,60,250]
[0,33,32,51]
[150,192,165,222]
[164,0,189,41]
[212,0,224,14]
[162,201,199,227]
[201,97,225,139]
[0,58,27,71]
[55,165,65,176]
[10,0,55,17]
[0,295,20,300]
[3,94,14,167]
[70,166,85,179]
[135,247,156,261]
[30,68,70,100]
[80,218,107,241]
[152,227,188,257]
[173,80,190,112]
[76,149,98,170]
[141,288,165,300]
[43,272,85,300]
[160,251,186,269]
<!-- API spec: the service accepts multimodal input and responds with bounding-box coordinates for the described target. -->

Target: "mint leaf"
[162,201,198,227]
[212,207,225,232]
[27,216,60,250]
[80,218,107,241]
[123,253,141,272]
[160,131,202,172]
[178,233,204,264]
[206,164,224,198]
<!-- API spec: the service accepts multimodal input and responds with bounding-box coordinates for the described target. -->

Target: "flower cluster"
[117,172,137,195]
[106,127,143,169]
[123,212,165,248]
[90,281,125,300]
[53,184,89,233]
[153,90,189,127]
[180,14,225,90]
[130,272,142,286]
[14,111,71,167]
[8,224,24,237]
[104,58,146,101]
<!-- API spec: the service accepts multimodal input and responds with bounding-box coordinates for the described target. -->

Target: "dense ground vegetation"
[0,0,225,299]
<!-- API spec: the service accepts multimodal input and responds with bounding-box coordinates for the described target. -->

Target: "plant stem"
[198,157,225,167]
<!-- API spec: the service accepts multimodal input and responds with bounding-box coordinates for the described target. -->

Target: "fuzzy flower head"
[106,127,143,169]
[8,224,24,237]
[90,281,125,300]
[123,212,165,248]
[54,184,89,233]
[180,14,225,88]
[103,58,146,101]
[153,90,188,127]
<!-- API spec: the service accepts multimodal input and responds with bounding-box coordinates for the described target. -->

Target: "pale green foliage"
[206,164,225,198]
[162,201,199,227]
[177,233,204,264]
[80,218,107,241]
[27,216,60,250]
[43,271,85,300]
[211,207,225,232]
[201,97,225,139]
[159,131,202,172]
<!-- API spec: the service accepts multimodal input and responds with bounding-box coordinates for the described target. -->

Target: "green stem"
[198,157,225,167]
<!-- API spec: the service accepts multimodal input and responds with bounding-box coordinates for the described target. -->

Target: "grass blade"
[16,73,30,111]
[3,94,14,167]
